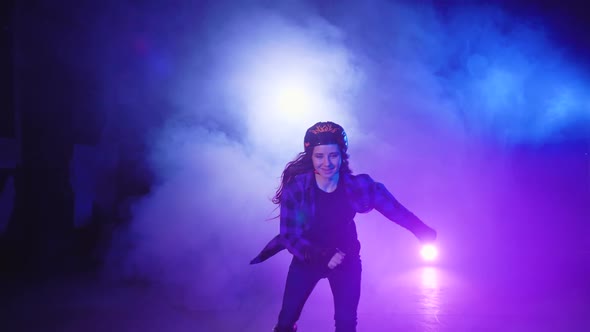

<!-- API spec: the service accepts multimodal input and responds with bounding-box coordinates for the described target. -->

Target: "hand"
[418,225,437,244]
[327,249,346,269]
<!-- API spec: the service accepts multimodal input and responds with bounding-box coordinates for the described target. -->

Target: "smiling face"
[311,144,342,181]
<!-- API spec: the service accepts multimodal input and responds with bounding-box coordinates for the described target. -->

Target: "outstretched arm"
[372,181,437,243]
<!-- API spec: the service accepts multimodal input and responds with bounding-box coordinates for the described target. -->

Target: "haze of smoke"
[101,0,589,310]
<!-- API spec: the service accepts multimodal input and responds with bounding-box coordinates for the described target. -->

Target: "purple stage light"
[420,244,438,262]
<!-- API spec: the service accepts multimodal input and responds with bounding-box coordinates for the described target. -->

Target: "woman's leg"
[276,258,322,330]
[328,257,362,332]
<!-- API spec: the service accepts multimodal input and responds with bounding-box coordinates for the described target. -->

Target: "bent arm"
[280,186,336,264]
[279,186,312,261]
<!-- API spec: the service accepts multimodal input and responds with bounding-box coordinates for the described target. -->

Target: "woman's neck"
[315,172,339,193]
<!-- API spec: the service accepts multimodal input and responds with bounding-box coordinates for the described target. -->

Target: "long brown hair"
[272,148,352,204]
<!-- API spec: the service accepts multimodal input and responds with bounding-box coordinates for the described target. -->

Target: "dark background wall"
[0,0,138,278]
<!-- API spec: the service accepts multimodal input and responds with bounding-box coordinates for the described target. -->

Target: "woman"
[251,121,437,332]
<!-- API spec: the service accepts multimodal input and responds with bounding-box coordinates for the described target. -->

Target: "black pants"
[276,255,362,332]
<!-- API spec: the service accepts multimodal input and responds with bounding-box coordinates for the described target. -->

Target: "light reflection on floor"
[418,267,443,329]
[3,257,589,332]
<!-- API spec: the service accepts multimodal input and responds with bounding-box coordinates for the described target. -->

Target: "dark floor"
[2,252,589,332]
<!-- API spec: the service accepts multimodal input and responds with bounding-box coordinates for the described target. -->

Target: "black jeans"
[276,255,362,332]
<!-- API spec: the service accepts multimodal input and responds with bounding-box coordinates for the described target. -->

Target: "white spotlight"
[420,244,439,262]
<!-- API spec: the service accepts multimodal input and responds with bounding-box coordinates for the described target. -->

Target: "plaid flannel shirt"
[250,171,430,264]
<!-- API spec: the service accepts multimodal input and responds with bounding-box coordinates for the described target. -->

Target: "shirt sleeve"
[279,183,312,260]
[371,180,431,238]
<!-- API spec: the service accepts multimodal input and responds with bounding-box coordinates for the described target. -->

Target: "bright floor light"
[420,244,438,262]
